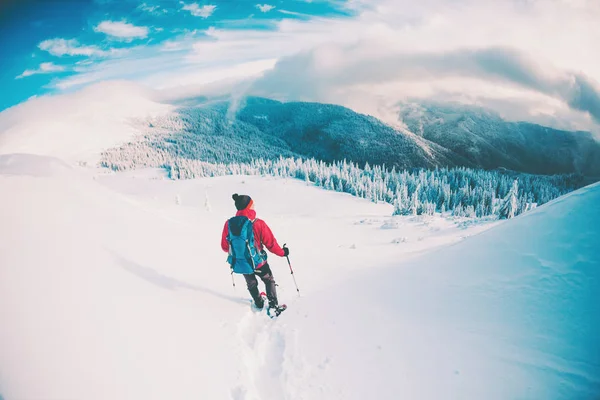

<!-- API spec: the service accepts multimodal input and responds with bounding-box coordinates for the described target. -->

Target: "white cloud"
[38,38,109,57]
[159,29,201,52]
[278,9,313,17]
[94,21,149,40]
[181,3,216,18]
[48,46,185,90]
[137,3,163,15]
[250,43,600,128]
[16,62,66,79]
[256,4,275,12]
[52,74,102,90]
[150,59,277,91]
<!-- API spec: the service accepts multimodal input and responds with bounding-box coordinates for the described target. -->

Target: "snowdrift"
[0,153,597,400]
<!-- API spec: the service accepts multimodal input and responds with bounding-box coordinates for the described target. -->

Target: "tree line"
[101,143,584,219]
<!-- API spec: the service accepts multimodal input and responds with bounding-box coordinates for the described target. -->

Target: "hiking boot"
[254,297,265,309]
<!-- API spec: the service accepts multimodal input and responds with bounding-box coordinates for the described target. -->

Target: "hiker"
[221,193,289,310]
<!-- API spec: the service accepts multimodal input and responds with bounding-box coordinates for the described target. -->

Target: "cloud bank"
[250,45,600,127]
[10,0,600,135]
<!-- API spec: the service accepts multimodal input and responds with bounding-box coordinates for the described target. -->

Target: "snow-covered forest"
[101,137,584,219]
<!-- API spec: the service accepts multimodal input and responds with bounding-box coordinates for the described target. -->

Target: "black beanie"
[232,193,252,210]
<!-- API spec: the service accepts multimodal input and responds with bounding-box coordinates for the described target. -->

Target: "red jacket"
[221,208,285,268]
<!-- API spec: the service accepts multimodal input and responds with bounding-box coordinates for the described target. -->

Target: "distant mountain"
[156,104,300,164]
[111,97,599,177]
[234,97,465,169]
[154,97,469,170]
[398,102,600,176]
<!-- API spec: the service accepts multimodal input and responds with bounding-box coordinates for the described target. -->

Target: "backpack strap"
[228,216,249,236]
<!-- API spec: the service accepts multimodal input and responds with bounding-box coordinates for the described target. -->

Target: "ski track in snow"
[231,305,321,400]
[233,310,289,400]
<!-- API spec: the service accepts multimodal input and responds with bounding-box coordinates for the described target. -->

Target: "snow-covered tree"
[101,135,583,220]
[410,184,421,215]
[499,179,519,219]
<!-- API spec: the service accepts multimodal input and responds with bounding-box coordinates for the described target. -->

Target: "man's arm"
[221,221,230,252]
[256,219,285,257]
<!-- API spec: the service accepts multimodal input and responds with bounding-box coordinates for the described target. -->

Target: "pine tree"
[453,203,464,217]
[393,184,410,215]
[411,184,421,215]
[499,179,519,219]
[101,135,581,221]
[393,195,402,216]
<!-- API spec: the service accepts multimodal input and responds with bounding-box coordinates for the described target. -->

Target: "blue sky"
[1,0,599,134]
[0,0,352,111]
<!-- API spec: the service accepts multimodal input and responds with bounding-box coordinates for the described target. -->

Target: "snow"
[285,183,600,399]
[0,154,598,399]
[0,81,172,165]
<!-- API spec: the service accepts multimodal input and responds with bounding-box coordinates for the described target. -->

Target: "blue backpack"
[226,216,266,274]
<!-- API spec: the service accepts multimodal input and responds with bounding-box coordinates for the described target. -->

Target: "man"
[221,193,289,310]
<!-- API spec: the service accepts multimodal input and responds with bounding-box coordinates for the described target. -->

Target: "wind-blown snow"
[0,82,172,165]
[0,155,597,399]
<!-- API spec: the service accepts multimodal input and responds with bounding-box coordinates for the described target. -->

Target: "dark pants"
[244,263,277,307]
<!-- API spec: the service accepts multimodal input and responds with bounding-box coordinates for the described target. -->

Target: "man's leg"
[243,273,263,307]
[255,264,278,307]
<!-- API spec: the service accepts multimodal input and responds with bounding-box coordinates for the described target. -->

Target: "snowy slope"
[281,182,600,399]
[0,154,490,400]
[0,82,172,165]
[1,152,598,399]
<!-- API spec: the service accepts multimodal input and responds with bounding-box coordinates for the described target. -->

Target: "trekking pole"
[283,244,300,296]
[230,268,236,289]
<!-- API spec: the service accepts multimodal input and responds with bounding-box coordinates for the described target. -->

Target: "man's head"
[232,193,253,210]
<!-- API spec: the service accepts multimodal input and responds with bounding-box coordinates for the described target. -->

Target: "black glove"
[282,246,289,257]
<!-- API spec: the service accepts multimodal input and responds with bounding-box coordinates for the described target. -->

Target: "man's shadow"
[108,250,248,306]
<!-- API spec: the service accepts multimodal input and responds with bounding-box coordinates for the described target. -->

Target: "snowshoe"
[267,304,287,318]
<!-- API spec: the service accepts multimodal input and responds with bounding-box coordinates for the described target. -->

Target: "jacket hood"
[236,208,257,220]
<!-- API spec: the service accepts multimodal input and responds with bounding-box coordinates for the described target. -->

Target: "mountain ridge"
[398,101,600,175]
[164,96,599,176]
